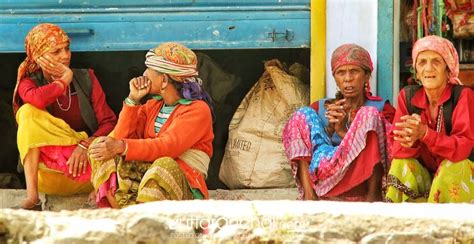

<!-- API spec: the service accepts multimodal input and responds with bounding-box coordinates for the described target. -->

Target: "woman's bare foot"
[16,198,42,210]
[86,191,97,207]
[303,190,318,200]
[105,190,120,209]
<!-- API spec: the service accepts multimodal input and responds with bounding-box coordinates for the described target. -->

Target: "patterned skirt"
[90,153,196,208]
[282,106,391,199]
[385,158,474,203]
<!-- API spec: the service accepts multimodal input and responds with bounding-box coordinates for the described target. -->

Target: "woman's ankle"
[105,191,120,209]
[25,195,40,203]
[365,192,382,202]
[303,191,318,200]
[20,197,41,208]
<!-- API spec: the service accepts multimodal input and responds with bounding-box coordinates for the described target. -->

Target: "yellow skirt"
[16,104,92,195]
[385,158,474,203]
[38,168,93,195]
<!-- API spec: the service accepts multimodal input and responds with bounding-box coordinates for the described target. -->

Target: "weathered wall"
[326,0,378,97]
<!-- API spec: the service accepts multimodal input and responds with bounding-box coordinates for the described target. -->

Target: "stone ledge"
[0,201,473,243]
[0,188,299,211]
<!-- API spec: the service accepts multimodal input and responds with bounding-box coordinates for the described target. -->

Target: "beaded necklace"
[56,85,71,111]
[436,105,443,133]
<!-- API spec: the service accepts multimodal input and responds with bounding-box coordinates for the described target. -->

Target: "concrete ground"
[0,188,299,211]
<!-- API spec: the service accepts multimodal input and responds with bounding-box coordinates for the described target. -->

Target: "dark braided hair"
[168,76,215,122]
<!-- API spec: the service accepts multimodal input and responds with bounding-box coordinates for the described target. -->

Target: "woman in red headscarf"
[386,35,474,203]
[13,23,117,210]
[282,44,395,201]
[87,42,214,208]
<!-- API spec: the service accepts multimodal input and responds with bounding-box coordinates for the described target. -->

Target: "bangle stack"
[124,96,140,106]
[78,140,90,150]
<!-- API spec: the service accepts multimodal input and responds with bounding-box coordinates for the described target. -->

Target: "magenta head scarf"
[331,43,381,100]
[331,43,373,74]
[412,35,462,85]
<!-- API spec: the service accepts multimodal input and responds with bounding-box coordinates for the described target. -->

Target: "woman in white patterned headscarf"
[88,42,214,208]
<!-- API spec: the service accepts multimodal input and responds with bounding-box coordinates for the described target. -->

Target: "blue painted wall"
[377,0,394,102]
[0,0,310,52]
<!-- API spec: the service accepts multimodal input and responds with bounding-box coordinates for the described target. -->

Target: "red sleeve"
[17,77,64,109]
[88,69,117,136]
[381,100,396,123]
[420,88,474,162]
[124,101,213,162]
[391,89,422,159]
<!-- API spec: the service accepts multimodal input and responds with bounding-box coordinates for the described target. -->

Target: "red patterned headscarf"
[145,42,199,83]
[13,23,70,114]
[412,35,461,85]
[331,43,381,100]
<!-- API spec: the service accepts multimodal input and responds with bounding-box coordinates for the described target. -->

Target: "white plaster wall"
[326,0,378,98]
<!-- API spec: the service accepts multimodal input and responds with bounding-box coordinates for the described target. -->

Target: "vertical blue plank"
[377,0,394,102]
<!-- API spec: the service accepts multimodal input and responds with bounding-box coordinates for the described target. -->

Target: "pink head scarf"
[331,43,381,101]
[412,35,462,85]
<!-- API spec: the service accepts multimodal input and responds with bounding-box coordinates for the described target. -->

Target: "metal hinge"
[268,29,294,42]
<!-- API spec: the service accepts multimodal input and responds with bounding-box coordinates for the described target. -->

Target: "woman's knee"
[16,104,42,122]
[360,106,379,114]
[89,137,104,147]
[355,106,381,122]
[151,157,177,168]
[433,160,462,182]
[388,158,420,173]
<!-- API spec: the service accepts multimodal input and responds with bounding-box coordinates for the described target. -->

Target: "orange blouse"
[114,98,214,198]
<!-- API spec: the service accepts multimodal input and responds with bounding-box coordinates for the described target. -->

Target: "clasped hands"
[393,113,428,148]
[325,99,349,138]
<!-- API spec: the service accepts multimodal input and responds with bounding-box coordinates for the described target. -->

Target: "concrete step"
[0,188,298,211]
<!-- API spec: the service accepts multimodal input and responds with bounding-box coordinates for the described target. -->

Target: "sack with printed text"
[219,59,309,188]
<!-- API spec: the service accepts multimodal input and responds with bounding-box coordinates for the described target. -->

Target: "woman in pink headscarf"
[386,35,474,203]
[282,44,395,201]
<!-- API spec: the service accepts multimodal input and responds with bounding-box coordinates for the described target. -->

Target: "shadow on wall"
[0,48,309,190]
